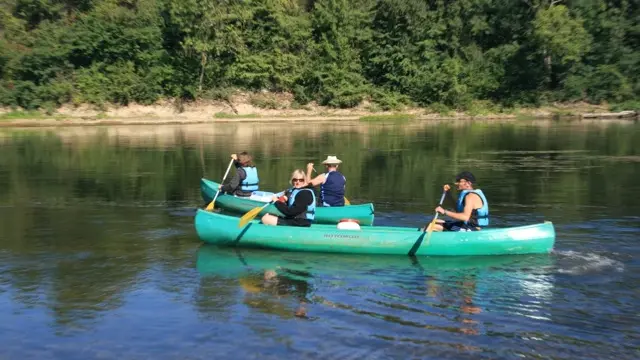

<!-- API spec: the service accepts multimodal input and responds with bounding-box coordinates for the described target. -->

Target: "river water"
[0,120,638,359]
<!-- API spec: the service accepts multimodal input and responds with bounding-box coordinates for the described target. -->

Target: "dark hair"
[455,171,476,183]
[237,151,254,167]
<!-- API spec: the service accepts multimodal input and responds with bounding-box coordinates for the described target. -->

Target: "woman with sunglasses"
[261,169,316,227]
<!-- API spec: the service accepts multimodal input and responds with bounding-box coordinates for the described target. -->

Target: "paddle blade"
[206,189,222,211]
[344,197,351,206]
[426,220,435,232]
[424,214,438,232]
[423,219,437,246]
[238,206,264,228]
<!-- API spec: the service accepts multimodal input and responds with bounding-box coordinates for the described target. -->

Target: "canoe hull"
[200,178,375,226]
[194,209,556,256]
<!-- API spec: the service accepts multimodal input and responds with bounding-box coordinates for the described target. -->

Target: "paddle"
[312,167,351,205]
[238,187,295,227]
[425,190,448,234]
[407,189,448,256]
[238,201,272,228]
[205,158,235,211]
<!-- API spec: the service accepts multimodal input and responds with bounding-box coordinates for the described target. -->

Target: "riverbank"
[0,96,638,128]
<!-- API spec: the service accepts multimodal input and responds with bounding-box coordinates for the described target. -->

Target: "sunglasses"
[292,178,305,183]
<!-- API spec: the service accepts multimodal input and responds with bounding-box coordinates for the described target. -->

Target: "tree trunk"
[543,47,552,88]
[199,52,207,92]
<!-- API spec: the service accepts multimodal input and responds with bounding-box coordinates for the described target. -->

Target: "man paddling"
[431,171,489,232]
[306,155,346,207]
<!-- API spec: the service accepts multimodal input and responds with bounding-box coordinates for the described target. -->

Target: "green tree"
[0,0,637,110]
[226,0,310,91]
[167,0,250,92]
[533,4,591,87]
[296,0,372,107]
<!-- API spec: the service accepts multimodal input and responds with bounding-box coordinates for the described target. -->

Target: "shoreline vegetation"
[0,1,638,129]
[0,94,638,128]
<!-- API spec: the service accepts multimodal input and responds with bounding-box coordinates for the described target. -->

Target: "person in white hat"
[306,155,346,207]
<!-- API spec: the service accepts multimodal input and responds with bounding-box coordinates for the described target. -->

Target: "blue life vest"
[288,188,316,221]
[320,171,346,206]
[240,166,259,192]
[456,189,489,227]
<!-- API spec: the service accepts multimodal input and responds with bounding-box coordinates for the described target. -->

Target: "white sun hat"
[321,155,343,165]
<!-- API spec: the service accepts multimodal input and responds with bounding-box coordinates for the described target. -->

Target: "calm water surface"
[0,120,638,359]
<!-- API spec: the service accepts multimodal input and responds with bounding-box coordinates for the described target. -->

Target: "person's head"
[455,171,476,190]
[237,151,253,166]
[321,155,342,171]
[290,169,306,189]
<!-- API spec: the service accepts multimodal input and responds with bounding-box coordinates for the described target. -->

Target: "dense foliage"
[0,0,638,111]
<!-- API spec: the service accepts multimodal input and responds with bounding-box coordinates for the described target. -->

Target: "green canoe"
[194,209,556,256]
[200,178,375,226]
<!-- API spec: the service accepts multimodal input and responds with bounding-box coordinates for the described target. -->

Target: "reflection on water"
[195,246,556,339]
[0,120,639,359]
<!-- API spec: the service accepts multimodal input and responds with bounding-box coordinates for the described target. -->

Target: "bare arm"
[436,193,480,222]
[305,166,314,183]
[307,174,325,187]
[304,162,322,185]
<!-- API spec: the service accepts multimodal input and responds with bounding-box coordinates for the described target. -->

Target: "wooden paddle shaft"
[432,190,448,222]
[212,158,235,204]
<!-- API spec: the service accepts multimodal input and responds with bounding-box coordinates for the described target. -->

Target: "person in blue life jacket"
[261,169,316,227]
[219,152,259,197]
[305,155,346,207]
[431,171,489,232]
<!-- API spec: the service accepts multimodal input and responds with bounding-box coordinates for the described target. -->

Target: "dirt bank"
[0,95,637,128]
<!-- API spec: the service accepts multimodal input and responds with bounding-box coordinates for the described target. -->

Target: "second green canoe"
[200,178,375,226]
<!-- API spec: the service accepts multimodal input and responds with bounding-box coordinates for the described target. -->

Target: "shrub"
[249,93,280,109]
